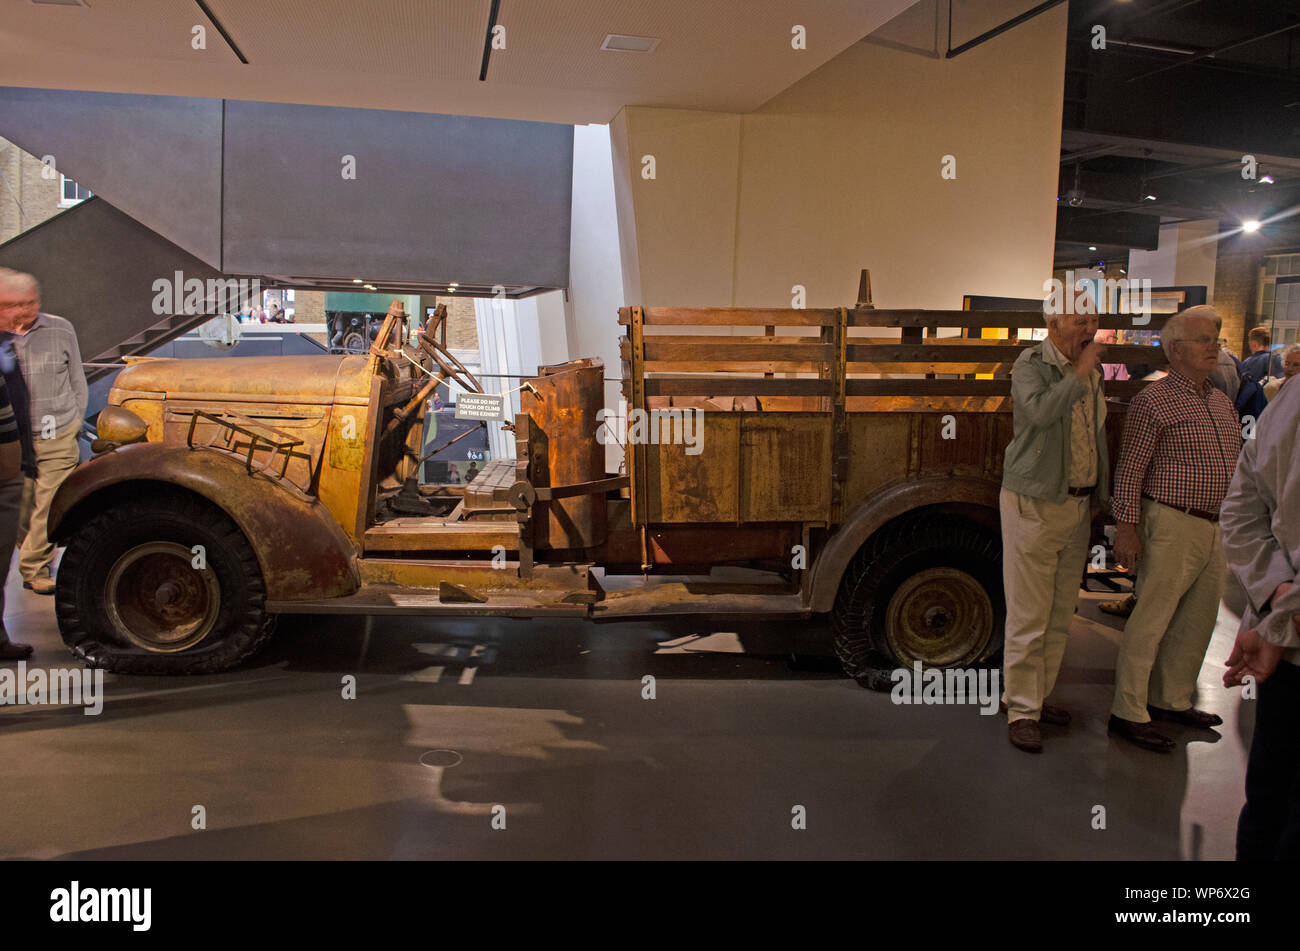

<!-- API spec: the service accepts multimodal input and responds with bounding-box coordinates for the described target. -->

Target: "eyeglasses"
[1177,335,1220,348]
[0,299,38,310]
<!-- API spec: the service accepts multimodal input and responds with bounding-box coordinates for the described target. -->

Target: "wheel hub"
[104,542,221,653]
[885,566,993,667]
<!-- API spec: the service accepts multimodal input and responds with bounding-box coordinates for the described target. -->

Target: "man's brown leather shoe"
[998,701,1070,726]
[1148,705,1223,729]
[23,576,55,595]
[1041,703,1071,726]
[1108,715,1175,753]
[1008,719,1043,753]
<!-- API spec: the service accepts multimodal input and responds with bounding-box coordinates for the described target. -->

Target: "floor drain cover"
[419,749,463,769]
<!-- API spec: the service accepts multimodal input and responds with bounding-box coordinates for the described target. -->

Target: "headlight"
[96,406,149,445]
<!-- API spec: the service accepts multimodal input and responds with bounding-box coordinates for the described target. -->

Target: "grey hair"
[1162,305,1220,355]
[0,268,39,297]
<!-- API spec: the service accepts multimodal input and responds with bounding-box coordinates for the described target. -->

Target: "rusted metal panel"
[49,442,360,602]
[739,414,832,522]
[645,413,739,523]
[521,359,608,550]
[843,414,911,511]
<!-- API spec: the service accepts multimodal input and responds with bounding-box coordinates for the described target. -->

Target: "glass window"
[1266,258,1278,276]
[59,175,91,206]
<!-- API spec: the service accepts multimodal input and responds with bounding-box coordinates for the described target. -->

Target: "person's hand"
[1074,340,1107,378]
[1224,627,1286,687]
[1114,522,1141,569]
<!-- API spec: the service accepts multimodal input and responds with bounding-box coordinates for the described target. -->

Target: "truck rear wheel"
[831,514,1003,683]
[55,494,275,674]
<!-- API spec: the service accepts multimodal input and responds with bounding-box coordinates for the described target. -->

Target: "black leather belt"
[1143,493,1219,523]
[1067,485,1095,497]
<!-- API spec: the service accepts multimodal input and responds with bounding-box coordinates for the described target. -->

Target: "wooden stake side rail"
[845,379,1151,398]
[618,306,1172,332]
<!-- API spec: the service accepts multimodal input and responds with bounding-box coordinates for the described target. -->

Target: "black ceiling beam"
[479,0,502,81]
[947,0,1068,58]
[1126,20,1300,83]
[193,0,248,64]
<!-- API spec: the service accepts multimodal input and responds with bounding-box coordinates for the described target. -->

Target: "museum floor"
[0,566,1247,861]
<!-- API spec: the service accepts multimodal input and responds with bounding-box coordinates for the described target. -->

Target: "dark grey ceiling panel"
[0,87,223,268]
[221,101,573,289]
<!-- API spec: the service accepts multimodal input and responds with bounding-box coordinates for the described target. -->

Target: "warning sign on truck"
[455,393,507,421]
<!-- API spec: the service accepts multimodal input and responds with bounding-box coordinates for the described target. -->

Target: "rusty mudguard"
[49,442,360,603]
[807,474,1001,613]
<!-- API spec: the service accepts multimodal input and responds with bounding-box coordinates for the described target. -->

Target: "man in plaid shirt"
[1109,306,1242,752]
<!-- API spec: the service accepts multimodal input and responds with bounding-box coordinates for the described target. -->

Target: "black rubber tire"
[55,493,275,674]
[831,513,1004,684]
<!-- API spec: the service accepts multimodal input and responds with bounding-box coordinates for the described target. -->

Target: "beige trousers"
[16,424,81,581]
[1000,488,1091,722]
[1111,498,1225,722]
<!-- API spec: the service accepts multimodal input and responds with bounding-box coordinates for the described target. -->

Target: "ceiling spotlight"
[1261,175,1275,184]
[1242,219,1261,233]
[352,278,362,283]
[1144,194,1157,201]
[364,283,377,290]
[1088,245,1097,251]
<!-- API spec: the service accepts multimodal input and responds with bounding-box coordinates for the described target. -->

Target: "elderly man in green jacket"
[1000,310,1109,753]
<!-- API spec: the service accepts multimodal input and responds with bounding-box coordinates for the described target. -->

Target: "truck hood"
[109,354,374,403]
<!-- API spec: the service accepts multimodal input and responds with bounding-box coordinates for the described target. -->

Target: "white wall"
[1127,218,1219,299]
[611,2,1069,309]
[565,123,628,472]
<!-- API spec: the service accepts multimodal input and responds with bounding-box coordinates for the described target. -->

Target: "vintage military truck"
[49,278,1162,676]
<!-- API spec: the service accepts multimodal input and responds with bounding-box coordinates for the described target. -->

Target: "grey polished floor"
[0,566,1249,860]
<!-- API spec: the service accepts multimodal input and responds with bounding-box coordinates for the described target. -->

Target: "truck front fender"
[50,443,360,603]
[807,475,1000,613]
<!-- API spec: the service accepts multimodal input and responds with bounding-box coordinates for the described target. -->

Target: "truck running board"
[266,584,589,617]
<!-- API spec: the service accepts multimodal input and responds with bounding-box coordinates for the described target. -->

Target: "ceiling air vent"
[29,0,90,6]
[600,34,660,53]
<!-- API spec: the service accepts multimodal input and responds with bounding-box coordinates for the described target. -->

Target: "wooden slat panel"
[625,307,839,326]
[645,376,831,397]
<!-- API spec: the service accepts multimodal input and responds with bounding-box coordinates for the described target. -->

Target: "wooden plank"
[644,361,822,374]
[849,309,1172,330]
[848,362,1014,375]
[645,377,831,397]
[364,520,520,552]
[636,307,839,326]
[845,378,1155,397]
[643,340,834,363]
[846,343,1165,363]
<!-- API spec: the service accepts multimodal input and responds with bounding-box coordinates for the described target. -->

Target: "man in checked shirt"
[1109,306,1243,752]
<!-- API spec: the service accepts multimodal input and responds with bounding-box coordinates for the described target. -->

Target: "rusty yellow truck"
[49,284,1160,676]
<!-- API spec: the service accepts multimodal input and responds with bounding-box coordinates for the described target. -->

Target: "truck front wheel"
[55,494,276,674]
[831,514,1004,683]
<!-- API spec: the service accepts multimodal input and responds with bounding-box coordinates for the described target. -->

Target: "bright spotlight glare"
[1242,220,1262,233]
